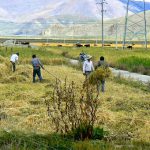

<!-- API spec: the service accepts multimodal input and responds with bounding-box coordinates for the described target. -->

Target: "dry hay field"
[0,46,150,149]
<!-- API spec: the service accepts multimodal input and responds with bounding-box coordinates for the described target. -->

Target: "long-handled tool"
[43,68,62,82]
[28,65,62,82]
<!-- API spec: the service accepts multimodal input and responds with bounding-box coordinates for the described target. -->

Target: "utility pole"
[47,37,49,44]
[115,23,118,50]
[123,0,129,49]
[96,0,107,48]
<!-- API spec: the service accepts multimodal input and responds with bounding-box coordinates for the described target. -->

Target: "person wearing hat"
[10,52,19,72]
[83,55,94,79]
[95,56,109,93]
[31,54,44,83]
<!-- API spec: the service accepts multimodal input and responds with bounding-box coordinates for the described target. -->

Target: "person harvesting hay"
[83,55,94,79]
[89,56,111,93]
[31,54,44,83]
[10,52,19,72]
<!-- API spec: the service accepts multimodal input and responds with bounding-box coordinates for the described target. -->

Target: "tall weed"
[45,79,102,140]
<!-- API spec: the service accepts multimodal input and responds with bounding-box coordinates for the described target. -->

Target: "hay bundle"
[88,67,111,85]
[0,63,31,83]
[0,64,9,78]
[0,55,5,63]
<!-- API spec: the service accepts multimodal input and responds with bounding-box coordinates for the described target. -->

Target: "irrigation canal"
[69,59,150,84]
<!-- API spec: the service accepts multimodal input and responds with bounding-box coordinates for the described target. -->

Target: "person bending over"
[10,52,19,72]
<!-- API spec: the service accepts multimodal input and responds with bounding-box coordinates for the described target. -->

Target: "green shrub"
[92,127,106,140]
[0,131,72,150]
[71,123,93,140]
[118,56,150,75]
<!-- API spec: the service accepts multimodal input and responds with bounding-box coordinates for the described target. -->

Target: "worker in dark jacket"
[95,56,109,93]
[31,54,44,83]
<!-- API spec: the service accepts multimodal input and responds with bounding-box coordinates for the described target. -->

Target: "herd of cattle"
[57,43,91,47]
[1,39,135,49]
[42,42,134,48]
[75,43,91,47]
[75,43,134,49]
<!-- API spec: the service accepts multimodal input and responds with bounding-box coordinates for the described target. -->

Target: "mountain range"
[0,0,150,36]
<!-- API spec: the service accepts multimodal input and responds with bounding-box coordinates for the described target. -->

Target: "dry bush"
[45,79,100,140]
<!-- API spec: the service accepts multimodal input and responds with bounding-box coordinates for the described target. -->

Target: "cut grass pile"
[0,55,31,83]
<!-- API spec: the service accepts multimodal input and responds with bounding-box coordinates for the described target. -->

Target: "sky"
[0,0,150,21]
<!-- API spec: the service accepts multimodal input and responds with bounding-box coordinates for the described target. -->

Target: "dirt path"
[110,67,150,84]
[69,59,150,84]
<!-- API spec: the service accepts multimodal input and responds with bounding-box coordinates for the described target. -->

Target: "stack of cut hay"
[0,56,31,83]
[88,67,111,85]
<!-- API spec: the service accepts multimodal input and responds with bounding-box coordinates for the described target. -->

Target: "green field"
[0,46,150,149]
[45,46,150,75]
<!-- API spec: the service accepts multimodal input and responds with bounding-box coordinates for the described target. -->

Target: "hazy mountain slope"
[42,10,150,40]
[0,0,150,36]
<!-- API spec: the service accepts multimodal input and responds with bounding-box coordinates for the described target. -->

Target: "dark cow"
[14,41,30,47]
[76,43,83,47]
[127,45,133,49]
[104,44,111,46]
[57,44,62,47]
[21,41,30,45]
[20,41,30,48]
[84,44,90,48]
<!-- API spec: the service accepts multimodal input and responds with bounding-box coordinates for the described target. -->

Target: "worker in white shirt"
[83,55,94,79]
[10,52,19,72]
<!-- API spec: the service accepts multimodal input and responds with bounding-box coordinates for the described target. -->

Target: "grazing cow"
[76,43,83,47]
[127,45,133,49]
[84,44,90,48]
[94,44,98,46]
[21,41,30,45]
[57,44,62,47]
[104,44,111,46]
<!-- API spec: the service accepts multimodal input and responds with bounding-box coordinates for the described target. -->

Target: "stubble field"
[0,46,150,149]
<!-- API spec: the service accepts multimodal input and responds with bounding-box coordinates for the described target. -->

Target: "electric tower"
[123,0,147,49]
